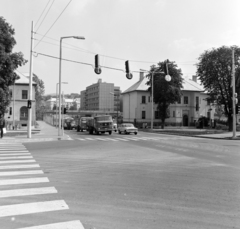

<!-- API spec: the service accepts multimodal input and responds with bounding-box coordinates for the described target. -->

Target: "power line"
[35,0,52,27]
[36,0,55,32]
[34,0,72,49]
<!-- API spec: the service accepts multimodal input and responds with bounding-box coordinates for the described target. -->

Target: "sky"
[1,0,240,95]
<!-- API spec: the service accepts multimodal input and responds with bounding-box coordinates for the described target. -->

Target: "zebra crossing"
[0,143,84,229]
[75,136,182,142]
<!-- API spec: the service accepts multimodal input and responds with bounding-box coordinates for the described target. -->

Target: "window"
[155,111,159,119]
[142,111,146,119]
[184,96,188,104]
[196,96,199,111]
[173,111,175,117]
[142,96,146,104]
[9,107,12,115]
[10,89,12,98]
[148,96,151,102]
[22,90,28,99]
[178,97,181,104]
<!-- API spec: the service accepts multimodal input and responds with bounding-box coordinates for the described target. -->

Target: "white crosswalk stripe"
[0,143,84,228]
[0,187,57,198]
[17,220,84,229]
[0,170,43,176]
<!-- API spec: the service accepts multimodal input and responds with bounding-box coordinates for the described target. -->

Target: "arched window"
[20,106,28,120]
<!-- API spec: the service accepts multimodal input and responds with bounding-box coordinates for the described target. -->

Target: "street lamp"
[56,82,68,128]
[58,36,85,136]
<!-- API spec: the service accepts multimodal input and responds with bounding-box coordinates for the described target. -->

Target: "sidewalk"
[140,128,240,140]
[1,121,71,143]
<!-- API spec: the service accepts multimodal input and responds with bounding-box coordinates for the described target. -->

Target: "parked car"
[118,123,138,135]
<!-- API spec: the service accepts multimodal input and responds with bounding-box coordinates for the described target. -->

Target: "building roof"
[122,76,204,94]
[15,71,37,85]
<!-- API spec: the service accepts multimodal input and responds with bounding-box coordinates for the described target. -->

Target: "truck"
[87,115,113,135]
[77,117,93,132]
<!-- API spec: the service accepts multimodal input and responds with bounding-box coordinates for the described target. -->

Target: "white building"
[122,72,215,127]
[46,97,80,110]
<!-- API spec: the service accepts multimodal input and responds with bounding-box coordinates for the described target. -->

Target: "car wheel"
[134,132,137,135]
[124,130,127,135]
[109,131,112,135]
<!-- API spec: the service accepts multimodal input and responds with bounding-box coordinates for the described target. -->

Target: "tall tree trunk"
[161,118,165,129]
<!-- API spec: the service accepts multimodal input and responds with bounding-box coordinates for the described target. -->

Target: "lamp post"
[58,36,85,136]
[56,82,68,128]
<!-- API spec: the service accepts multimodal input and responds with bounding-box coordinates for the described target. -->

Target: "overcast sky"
[1,0,240,95]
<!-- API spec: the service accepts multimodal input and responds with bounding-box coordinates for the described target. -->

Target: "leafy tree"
[69,101,77,110]
[214,104,224,120]
[0,17,27,115]
[196,46,240,131]
[146,60,183,129]
[33,74,45,119]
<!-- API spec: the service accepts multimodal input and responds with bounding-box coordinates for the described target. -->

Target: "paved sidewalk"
[140,128,240,140]
[1,121,71,143]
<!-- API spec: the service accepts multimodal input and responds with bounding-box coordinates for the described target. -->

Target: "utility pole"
[28,21,34,139]
[232,48,236,138]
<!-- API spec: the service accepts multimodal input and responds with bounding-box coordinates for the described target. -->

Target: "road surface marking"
[0,159,35,164]
[0,170,43,176]
[17,220,84,229]
[0,150,29,153]
[76,138,86,141]
[0,200,68,217]
[0,164,40,170]
[104,138,118,141]
[0,156,33,159]
[95,138,108,141]
[113,138,129,141]
[85,138,94,140]
[123,137,140,141]
[0,153,31,156]
[0,187,57,198]
[0,177,49,186]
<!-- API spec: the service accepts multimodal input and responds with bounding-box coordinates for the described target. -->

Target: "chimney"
[139,71,144,81]
[192,75,197,82]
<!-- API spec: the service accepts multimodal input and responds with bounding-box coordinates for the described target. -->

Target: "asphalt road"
[1,130,240,229]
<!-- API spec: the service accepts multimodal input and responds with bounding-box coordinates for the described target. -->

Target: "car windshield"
[125,124,134,127]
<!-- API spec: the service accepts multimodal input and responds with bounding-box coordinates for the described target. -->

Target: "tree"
[196,46,240,131]
[69,101,77,110]
[33,74,45,120]
[0,17,27,115]
[146,60,183,129]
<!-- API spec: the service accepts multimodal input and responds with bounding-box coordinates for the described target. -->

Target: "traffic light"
[63,108,67,114]
[94,54,102,74]
[125,60,133,79]
[229,106,233,114]
[163,59,169,75]
[27,100,31,109]
[236,105,240,114]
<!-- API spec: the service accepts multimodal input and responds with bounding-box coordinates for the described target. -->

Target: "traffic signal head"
[27,100,31,109]
[163,59,169,75]
[94,54,102,74]
[125,60,133,79]
[63,107,67,114]
[236,105,240,114]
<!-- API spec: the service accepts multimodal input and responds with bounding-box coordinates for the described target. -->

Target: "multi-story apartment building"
[80,79,121,112]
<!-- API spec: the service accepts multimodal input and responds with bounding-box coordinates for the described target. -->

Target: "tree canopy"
[146,60,183,128]
[0,17,27,115]
[196,46,240,130]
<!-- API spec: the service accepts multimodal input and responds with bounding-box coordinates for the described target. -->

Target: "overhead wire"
[35,0,55,32]
[34,0,73,49]
[35,0,51,27]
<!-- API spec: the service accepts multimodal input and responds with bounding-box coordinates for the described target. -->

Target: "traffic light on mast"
[27,100,32,109]
[125,60,133,79]
[163,59,169,75]
[94,54,102,74]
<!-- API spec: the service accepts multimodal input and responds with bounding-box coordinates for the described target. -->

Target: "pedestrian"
[0,114,6,138]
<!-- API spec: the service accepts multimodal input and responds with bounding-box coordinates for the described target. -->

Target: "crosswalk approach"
[75,136,182,142]
[0,142,84,229]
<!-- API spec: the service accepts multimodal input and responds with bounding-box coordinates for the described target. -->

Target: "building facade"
[6,72,36,128]
[46,98,80,110]
[122,72,215,127]
[80,79,121,112]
